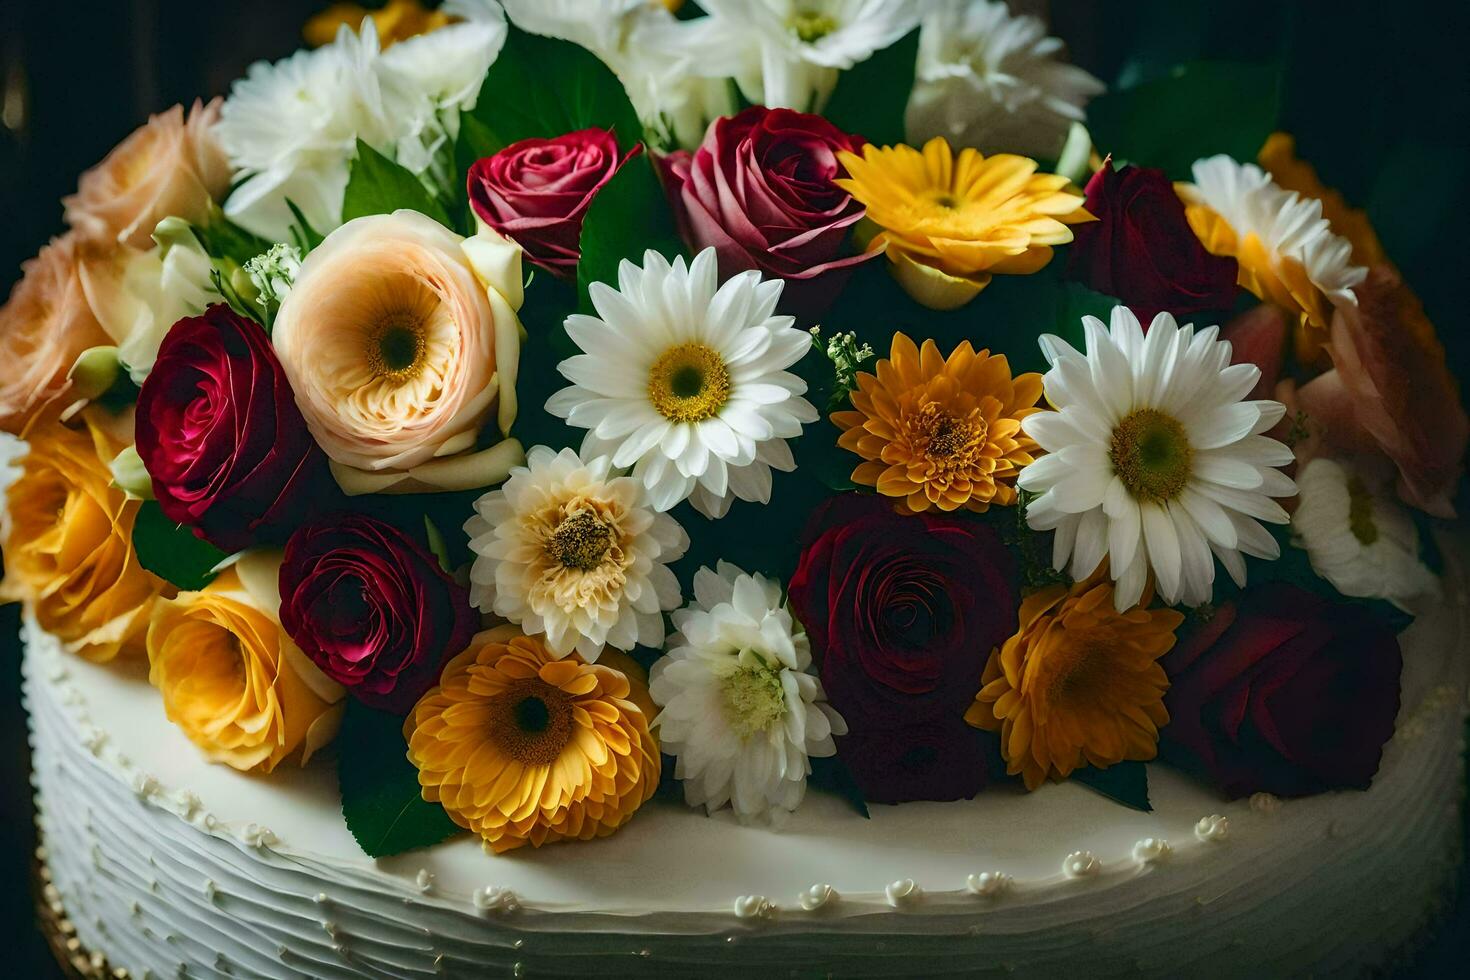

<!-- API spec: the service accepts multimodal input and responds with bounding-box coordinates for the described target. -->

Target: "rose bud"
[664,106,877,316]
[135,303,338,552]
[467,128,639,278]
[279,513,478,714]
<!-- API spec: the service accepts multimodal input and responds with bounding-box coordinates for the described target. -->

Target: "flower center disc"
[489,679,574,766]
[720,663,787,740]
[548,511,614,571]
[648,342,731,423]
[1109,408,1193,503]
[789,11,838,43]
[916,405,985,465]
[368,315,427,383]
[1346,476,1379,545]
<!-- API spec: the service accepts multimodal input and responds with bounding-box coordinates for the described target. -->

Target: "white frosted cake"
[25,543,1468,978]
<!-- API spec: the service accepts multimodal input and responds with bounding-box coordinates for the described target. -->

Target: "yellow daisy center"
[547,511,614,571]
[720,664,787,740]
[1109,408,1193,503]
[488,678,574,766]
[915,404,987,466]
[648,342,731,423]
[788,10,838,43]
[366,314,427,383]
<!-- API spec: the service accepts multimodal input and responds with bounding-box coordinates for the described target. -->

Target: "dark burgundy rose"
[839,721,992,805]
[1065,159,1238,325]
[1160,585,1402,799]
[664,105,877,316]
[467,128,638,277]
[135,304,336,553]
[279,513,478,714]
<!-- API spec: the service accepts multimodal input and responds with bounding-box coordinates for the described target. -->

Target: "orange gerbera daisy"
[832,333,1043,513]
[966,576,1182,791]
[404,627,660,853]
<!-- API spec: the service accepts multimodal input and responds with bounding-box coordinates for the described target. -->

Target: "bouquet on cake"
[1,0,1463,856]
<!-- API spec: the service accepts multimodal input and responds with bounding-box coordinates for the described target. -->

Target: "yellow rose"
[272,210,525,494]
[147,552,345,774]
[0,411,169,661]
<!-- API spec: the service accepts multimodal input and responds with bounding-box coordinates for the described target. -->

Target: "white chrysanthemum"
[698,0,922,112]
[1019,307,1298,611]
[649,562,846,825]
[906,0,1104,160]
[1180,156,1367,310]
[547,248,819,518]
[465,445,687,660]
[1292,457,1440,611]
[0,432,26,500]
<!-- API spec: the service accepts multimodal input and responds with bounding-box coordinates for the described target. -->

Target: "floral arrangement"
[1,0,1463,856]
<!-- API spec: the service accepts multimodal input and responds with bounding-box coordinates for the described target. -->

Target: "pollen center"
[788,11,838,43]
[648,342,731,423]
[1346,476,1379,545]
[720,663,788,740]
[1109,408,1193,503]
[489,679,574,766]
[547,511,614,571]
[367,315,427,383]
[914,404,986,465]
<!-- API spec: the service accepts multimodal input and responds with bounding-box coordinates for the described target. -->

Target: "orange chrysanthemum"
[304,0,451,49]
[832,333,1043,513]
[1258,133,1387,269]
[966,576,1182,791]
[405,628,660,853]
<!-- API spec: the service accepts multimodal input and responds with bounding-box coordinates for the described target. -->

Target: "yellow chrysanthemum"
[405,627,660,854]
[835,137,1093,310]
[304,0,451,49]
[966,576,1182,791]
[832,333,1042,513]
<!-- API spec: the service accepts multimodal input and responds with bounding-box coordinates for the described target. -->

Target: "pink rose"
[467,128,638,278]
[665,106,876,316]
[1220,303,1289,401]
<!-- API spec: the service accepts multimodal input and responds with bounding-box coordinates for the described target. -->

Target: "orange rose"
[62,99,231,251]
[0,411,170,661]
[0,235,112,434]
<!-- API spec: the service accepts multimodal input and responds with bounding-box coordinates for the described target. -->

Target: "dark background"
[0,0,1466,974]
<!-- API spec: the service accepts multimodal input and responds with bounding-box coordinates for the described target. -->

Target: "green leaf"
[465,25,643,151]
[341,139,451,228]
[339,699,463,858]
[1071,761,1152,812]
[423,516,452,574]
[284,199,325,253]
[822,29,920,146]
[575,151,684,310]
[131,501,229,592]
[1087,61,1282,179]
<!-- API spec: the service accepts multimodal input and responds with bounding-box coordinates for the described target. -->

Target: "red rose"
[665,106,877,316]
[1160,585,1402,799]
[135,304,335,553]
[788,495,1017,801]
[1065,160,1238,325]
[839,721,992,805]
[279,513,478,714]
[467,128,638,278]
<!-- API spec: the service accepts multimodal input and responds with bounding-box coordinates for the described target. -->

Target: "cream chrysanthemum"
[1177,155,1367,359]
[1291,457,1440,612]
[547,248,819,517]
[1018,307,1297,611]
[649,562,845,825]
[465,446,687,660]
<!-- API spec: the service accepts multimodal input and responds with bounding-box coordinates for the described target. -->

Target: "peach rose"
[0,235,112,434]
[63,99,231,251]
[1296,265,1467,517]
[0,411,170,661]
[272,210,525,494]
[147,552,345,774]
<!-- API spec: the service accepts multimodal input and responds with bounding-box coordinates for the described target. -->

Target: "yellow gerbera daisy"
[835,137,1093,310]
[304,0,451,49]
[966,575,1182,791]
[405,627,660,853]
[832,333,1043,513]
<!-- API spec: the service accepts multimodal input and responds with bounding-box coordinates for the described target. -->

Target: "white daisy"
[1018,307,1298,611]
[698,0,922,112]
[547,248,819,518]
[906,0,1104,160]
[464,445,687,660]
[1292,457,1440,612]
[649,561,845,825]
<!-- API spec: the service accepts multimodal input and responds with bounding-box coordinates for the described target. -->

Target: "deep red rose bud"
[1160,585,1402,799]
[467,128,638,278]
[839,721,992,805]
[279,513,478,714]
[664,105,877,317]
[135,304,337,553]
[1065,160,1239,325]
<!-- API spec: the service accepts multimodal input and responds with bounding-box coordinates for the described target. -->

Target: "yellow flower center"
[647,342,731,423]
[788,10,838,43]
[720,663,787,740]
[915,404,986,466]
[547,511,614,571]
[1346,475,1378,545]
[1109,408,1193,503]
[366,315,427,383]
[488,678,574,766]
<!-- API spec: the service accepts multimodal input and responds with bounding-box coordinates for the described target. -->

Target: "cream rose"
[146,552,345,774]
[272,210,524,494]
[63,99,231,251]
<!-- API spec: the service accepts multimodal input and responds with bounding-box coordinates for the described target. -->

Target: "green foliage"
[1071,761,1152,812]
[822,28,920,146]
[285,200,325,253]
[338,699,463,858]
[342,139,451,227]
[808,754,870,819]
[131,501,229,592]
[575,152,684,311]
